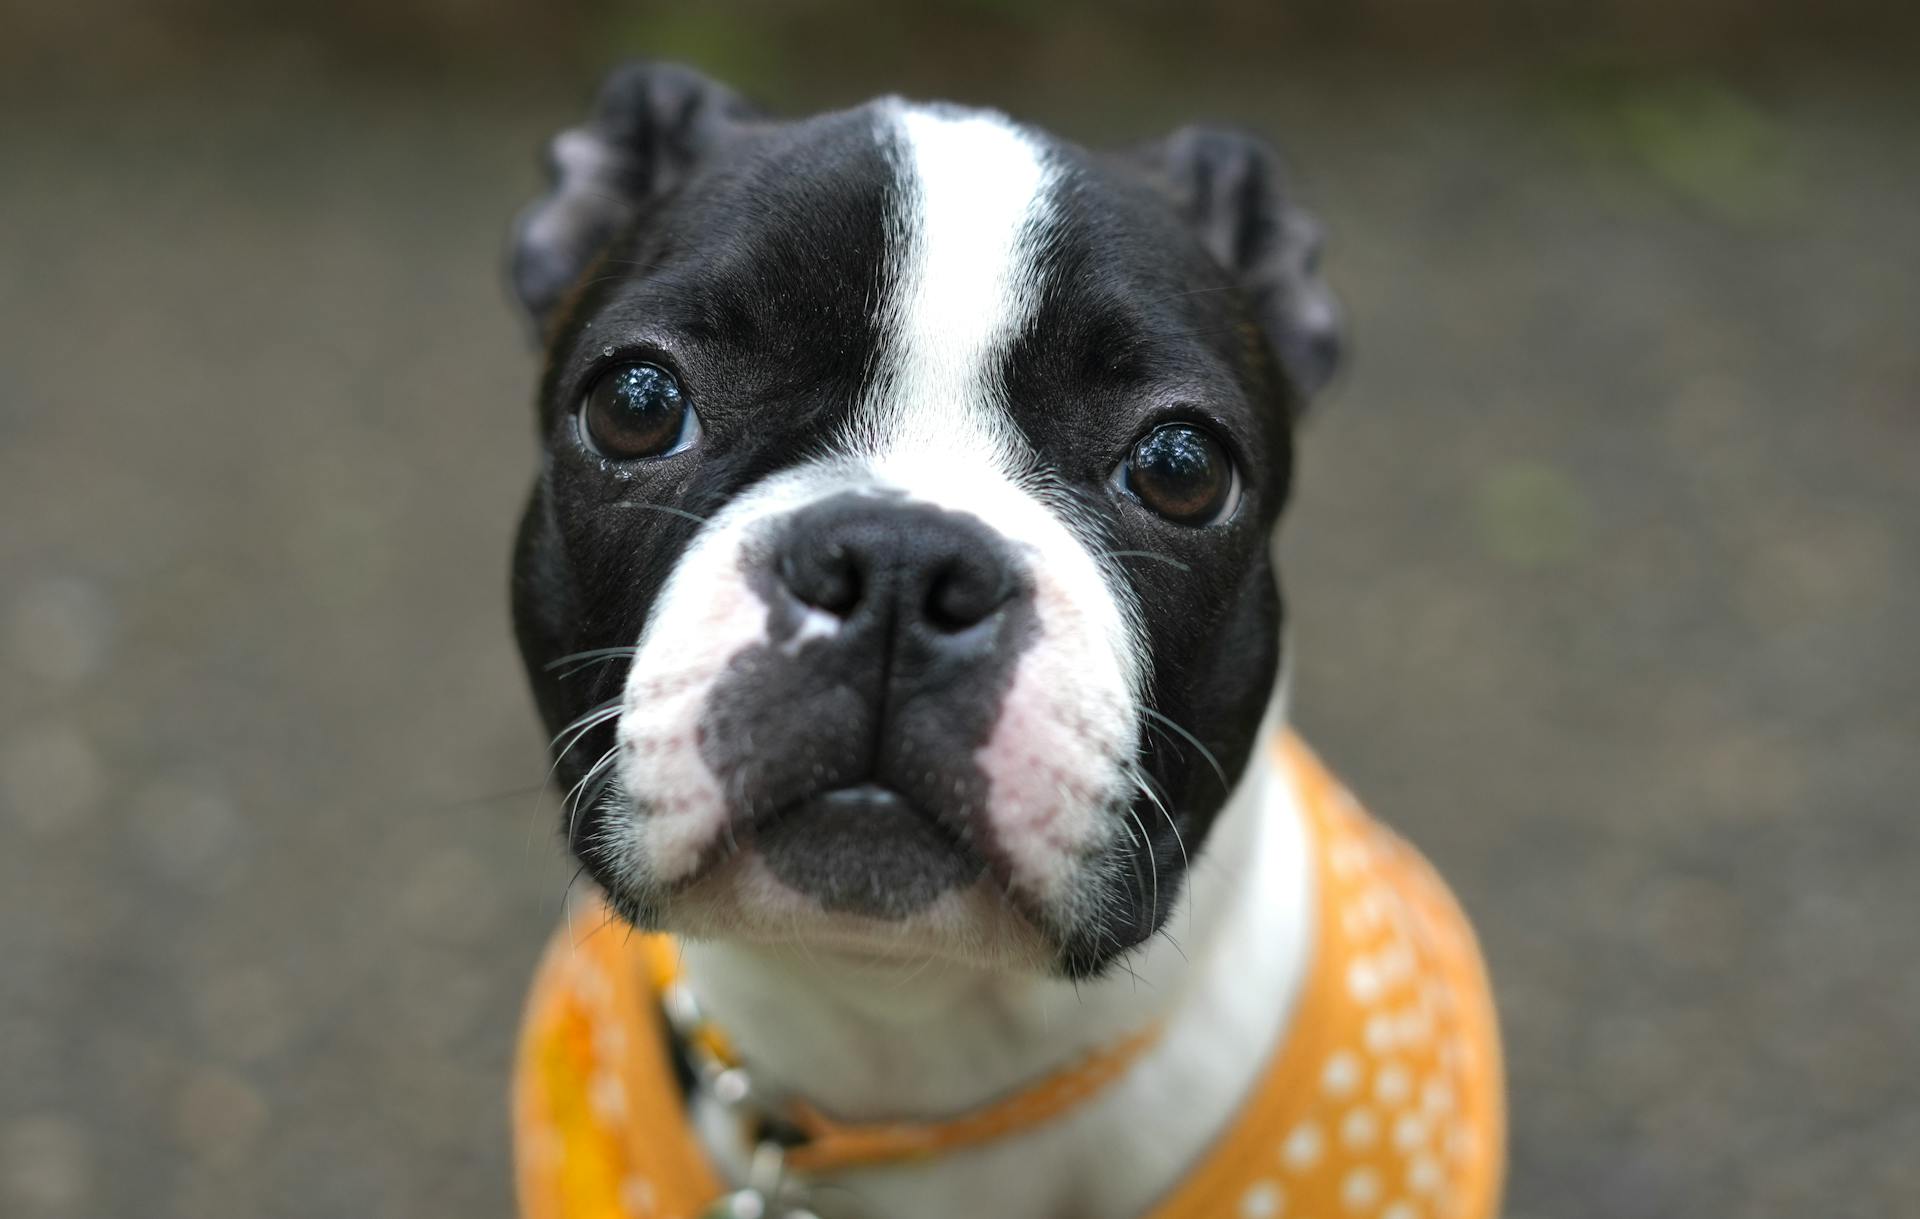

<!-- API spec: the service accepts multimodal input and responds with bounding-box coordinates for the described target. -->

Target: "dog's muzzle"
[695,493,1039,917]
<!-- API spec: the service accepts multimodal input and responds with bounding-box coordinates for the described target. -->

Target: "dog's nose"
[776,494,1022,654]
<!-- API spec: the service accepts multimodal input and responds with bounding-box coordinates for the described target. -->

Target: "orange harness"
[514,733,1505,1219]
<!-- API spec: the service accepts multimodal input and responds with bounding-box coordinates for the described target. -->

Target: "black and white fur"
[510,62,1341,1219]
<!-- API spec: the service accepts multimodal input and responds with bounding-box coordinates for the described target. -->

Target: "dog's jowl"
[507,61,1503,1219]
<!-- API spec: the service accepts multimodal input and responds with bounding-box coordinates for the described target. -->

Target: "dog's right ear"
[1127,126,1342,414]
[510,61,759,333]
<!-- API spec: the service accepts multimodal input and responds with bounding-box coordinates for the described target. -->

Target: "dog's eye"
[579,362,697,460]
[1118,423,1239,526]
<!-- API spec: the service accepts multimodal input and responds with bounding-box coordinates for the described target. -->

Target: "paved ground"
[2,60,1915,1219]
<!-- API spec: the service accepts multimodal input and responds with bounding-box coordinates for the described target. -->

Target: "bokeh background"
[2,3,1915,1217]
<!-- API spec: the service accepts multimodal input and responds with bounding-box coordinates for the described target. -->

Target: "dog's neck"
[676,708,1314,1218]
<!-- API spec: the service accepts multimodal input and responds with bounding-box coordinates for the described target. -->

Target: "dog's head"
[509,63,1340,977]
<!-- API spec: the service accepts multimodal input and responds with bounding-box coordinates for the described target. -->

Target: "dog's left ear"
[1133,126,1343,412]
[510,61,760,333]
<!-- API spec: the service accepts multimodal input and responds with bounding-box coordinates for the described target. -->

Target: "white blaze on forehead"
[861,103,1055,460]
[850,103,1149,908]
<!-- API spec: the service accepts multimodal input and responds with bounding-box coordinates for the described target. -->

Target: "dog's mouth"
[748,784,988,919]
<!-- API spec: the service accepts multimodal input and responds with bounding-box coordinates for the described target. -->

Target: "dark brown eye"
[1120,423,1238,525]
[580,362,695,460]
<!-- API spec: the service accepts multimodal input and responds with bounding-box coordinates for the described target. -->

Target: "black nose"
[775,495,1023,650]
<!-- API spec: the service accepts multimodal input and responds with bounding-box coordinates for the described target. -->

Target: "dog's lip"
[753,781,982,865]
[762,783,951,835]
[629,780,1067,957]
[660,782,970,887]
[746,781,987,919]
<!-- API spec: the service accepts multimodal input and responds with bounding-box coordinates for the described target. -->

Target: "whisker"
[1101,550,1192,572]
[1155,926,1190,964]
[554,861,588,919]
[565,250,674,294]
[524,700,623,857]
[544,646,640,672]
[545,705,623,787]
[1120,798,1161,932]
[719,768,756,861]
[555,656,636,681]
[788,904,827,973]
[602,501,714,527]
[563,747,621,852]
[1132,767,1187,871]
[1139,707,1229,790]
[1131,767,1191,943]
[527,708,625,852]
[889,942,946,990]
[550,698,623,751]
[569,907,623,955]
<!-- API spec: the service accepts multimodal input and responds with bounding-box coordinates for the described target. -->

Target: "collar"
[513,732,1505,1219]
[638,933,1166,1178]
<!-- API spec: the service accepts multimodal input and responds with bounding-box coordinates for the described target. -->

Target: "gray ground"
[2,61,1915,1219]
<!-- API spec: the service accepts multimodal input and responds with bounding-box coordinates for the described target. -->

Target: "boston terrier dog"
[506,62,1503,1219]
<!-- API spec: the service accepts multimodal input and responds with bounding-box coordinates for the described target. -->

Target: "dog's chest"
[513,735,1505,1219]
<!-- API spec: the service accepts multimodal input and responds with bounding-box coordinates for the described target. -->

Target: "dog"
[505,62,1503,1219]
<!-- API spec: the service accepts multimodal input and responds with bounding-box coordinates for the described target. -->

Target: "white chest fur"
[678,741,1315,1219]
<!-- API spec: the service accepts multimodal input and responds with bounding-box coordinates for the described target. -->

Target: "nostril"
[925,560,1011,632]
[783,544,863,617]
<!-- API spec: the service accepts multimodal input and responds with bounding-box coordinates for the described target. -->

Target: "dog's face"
[509,64,1339,977]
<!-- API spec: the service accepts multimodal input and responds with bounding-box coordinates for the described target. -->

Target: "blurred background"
[2,2,1915,1217]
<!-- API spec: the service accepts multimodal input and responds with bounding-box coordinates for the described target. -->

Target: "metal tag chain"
[665,977,823,1219]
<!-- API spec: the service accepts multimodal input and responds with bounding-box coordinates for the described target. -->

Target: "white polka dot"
[1407,1154,1443,1195]
[1347,959,1383,1004]
[1332,839,1369,877]
[1365,1012,1397,1053]
[573,967,612,1005]
[1241,1179,1286,1218]
[1341,1106,1380,1150]
[1376,941,1412,983]
[1382,1201,1419,1219]
[587,1070,626,1119]
[1375,1062,1412,1105]
[1343,904,1375,938]
[1322,1051,1362,1098]
[1396,1008,1430,1046]
[1422,1078,1455,1116]
[1281,1121,1325,1171]
[1362,888,1392,924]
[592,1020,628,1060]
[1448,1125,1478,1161]
[619,1176,657,1215]
[1342,1166,1382,1212]
[1393,1112,1430,1152]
